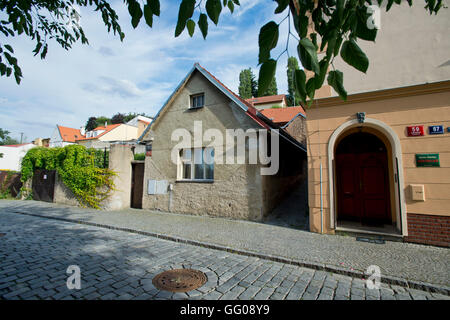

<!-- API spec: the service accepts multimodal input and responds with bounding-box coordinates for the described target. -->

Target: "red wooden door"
[359,153,391,223]
[336,152,391,225]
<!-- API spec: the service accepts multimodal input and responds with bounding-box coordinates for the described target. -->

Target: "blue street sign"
[429,125,444,135]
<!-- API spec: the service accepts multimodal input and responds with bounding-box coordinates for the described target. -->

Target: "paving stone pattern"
[0,211,448,300]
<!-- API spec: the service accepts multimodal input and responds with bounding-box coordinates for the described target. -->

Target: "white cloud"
[0,0,289,141]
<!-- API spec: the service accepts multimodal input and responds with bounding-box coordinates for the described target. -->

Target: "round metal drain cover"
[152,269,207,293]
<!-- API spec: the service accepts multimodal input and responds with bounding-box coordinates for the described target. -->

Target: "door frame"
[327,118,407,236]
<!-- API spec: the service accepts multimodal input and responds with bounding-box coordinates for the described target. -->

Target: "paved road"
[1,200,448,288]
[0,210,448,300]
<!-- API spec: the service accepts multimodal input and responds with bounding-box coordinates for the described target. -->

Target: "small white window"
[190,93,205,109]
[179,147,214,181]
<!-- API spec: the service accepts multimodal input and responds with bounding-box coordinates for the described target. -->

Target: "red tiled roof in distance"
[58,125,83,143]
[0,143,33,148]
[76,123,121,141]
[246,94,286,106]
[260,106,306,125]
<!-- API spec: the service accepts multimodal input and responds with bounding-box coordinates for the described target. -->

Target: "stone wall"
[53,144,133,210]
[103,144,133,210]
[53,172,79,207]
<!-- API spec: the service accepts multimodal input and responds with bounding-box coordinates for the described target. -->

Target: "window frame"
[190,93,205,109]
[178,147,214,182]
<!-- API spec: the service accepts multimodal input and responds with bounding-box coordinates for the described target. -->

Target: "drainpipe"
[320,162,323,234]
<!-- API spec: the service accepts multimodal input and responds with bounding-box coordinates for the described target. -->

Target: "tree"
[260,75,278,97]
[238,68,257,99]
[286,56,300,106]
[111,113,125,124]
[85,117,97,132]
[95,116,111,128]
[0,128,19,145]
[0,1,442,105]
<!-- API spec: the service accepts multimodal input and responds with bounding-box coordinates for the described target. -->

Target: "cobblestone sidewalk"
[0,200,449,291]
[0,211,448,300]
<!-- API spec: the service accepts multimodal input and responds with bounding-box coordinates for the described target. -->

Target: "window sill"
[176,179,214,184]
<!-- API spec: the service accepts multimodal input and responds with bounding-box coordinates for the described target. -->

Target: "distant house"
[49,125,84,148]
[246,94,288,110]
[260,106,307,146]
[126,115,153,138]
[0,143,36,171]
[75,123,139,149]
[32,137,50,147]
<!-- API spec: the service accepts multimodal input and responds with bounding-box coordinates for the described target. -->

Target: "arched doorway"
[335,132,392,227]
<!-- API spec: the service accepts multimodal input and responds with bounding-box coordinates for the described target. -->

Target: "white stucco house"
[0,143,36,171]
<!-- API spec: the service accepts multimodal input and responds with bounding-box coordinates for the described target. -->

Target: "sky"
[0,0,298,142]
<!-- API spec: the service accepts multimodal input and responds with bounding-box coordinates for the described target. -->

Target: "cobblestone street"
[0,211,448,300]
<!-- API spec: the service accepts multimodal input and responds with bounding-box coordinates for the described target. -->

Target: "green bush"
[134,153,145,161]
[20,145,115,209]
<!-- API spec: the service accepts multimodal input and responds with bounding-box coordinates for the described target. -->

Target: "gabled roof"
[260,106,306,125]
[246,94,287,106]
[75,124,121,141]
[138,63,305,152]
[57,125,83,143]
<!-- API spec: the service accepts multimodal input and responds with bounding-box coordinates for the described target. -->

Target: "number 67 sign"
[407,125,424,136]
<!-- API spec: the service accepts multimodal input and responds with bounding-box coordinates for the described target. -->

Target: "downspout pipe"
[320,162,323,234]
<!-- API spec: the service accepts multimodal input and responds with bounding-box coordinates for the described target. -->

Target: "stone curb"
[9,210,450,296]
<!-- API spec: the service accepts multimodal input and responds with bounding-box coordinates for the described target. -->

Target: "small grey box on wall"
[147,180,168,195]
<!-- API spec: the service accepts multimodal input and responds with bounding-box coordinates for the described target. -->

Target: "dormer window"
[190,93,204,109]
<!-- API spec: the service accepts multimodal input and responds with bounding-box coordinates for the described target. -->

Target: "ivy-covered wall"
[21,145,115,209]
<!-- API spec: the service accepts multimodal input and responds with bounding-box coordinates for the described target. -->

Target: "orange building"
[305,4,450,247]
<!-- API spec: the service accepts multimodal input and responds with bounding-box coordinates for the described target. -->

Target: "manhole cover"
[152,269,207,293]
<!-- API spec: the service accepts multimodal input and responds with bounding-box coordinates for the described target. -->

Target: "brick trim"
[405,213,450,247]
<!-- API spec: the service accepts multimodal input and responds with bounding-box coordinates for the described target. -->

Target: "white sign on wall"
[147,180,168,195]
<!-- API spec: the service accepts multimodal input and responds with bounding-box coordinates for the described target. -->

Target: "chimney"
[80,126,85,136]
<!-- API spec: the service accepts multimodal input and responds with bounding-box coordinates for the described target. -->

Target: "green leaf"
[258,59,277,97]
[14,72,21,84]
[198,13,208,39]
[0,63,6,76]
[40,44,48,59]
[297,38,320,74]
[148,0,160,16]
[258,21,279,64]
[306,78,315,100]
[298,13,309,38]
[227,0,234,13]
[314,59,329,88]
[355,9,377,41]
[175,0,195,37]
[327,70,347,100]
[143,4,153,27]
[206,0,222,25]
[386,0,395,11]
[186,19,195,37]
[128,1,143,29]
[274,0,289,14]
[340,39,369,73]
[4,44,13,53]
[294,69,307,103]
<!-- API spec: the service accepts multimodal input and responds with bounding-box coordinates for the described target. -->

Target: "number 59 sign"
[407,125,424,136]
